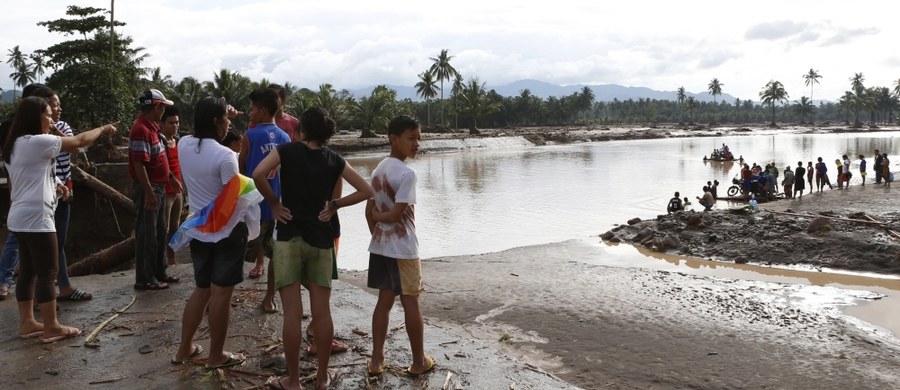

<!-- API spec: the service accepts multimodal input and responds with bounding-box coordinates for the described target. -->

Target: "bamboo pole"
[764,209,887,226]
[84,295,136,345]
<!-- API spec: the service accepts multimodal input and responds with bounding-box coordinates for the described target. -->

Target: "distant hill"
[0,90,18,103]
[351,79,739,103]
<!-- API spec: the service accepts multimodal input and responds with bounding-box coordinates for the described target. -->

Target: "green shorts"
[273,236,334,290]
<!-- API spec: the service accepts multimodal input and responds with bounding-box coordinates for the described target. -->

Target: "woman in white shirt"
[2,96,115,343]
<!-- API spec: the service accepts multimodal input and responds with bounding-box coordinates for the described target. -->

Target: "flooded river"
[334,131,900,335]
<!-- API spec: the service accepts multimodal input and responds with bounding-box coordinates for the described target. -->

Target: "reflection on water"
[338,131,900,272]
[334,132,900,335]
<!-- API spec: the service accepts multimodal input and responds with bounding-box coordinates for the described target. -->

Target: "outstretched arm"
[59,122,118,153]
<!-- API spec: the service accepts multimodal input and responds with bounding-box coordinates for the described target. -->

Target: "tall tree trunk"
[68,236,134,277]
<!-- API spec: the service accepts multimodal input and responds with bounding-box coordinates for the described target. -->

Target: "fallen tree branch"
[764,210,886,226]
[85,295,137,345]
[861,214,900,240]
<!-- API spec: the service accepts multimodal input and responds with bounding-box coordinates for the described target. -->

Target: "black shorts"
[189,222,248,288]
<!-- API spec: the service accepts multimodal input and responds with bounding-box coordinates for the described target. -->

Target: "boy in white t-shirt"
[365,115,435,377]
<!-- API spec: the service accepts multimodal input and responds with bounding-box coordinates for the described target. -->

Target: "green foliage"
[38,6,147,132]
[353,85,401,133]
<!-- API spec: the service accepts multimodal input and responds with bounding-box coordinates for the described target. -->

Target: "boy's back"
[368,157,418,260]
[243,124,290,219]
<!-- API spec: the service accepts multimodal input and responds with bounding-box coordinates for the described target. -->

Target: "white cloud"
[1,0,899,101]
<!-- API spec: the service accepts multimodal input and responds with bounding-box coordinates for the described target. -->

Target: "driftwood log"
[71,165,136,216]
[67,165,136,276]
[764,210,887,226]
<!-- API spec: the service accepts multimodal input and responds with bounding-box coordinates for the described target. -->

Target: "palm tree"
[707,78,724,123]
[578,86,595,122]
[6,45,26,98]
[792,96,816,124]
[29,53,46,83]
[894,78,900,98]
[450,74,464,129]
[314,83,344,122]
[676,86,686,123]
[838,91,854,125]
[803,69,822,103]
[686,96,697,124]
[428,49,461,126]
[759,80,789,126]
[458,78,500,131]
[10,62,36,93]
[414,70,438,126]
[353,85,397,134]
[850,72,865,95]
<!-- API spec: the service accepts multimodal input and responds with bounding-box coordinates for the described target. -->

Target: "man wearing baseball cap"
[130,89,179,290]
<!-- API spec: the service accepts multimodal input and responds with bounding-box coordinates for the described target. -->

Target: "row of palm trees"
[674,70,900,127]
[5,45,47,97]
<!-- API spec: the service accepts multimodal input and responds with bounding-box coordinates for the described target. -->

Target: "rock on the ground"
[807,217,833,234]
[627,217,642,225]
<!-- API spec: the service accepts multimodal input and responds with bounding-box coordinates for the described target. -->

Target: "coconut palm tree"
[353,85,397,134]
[6,45,26,98]
[414,70,438,126]
[10,62,35,93]
[792,96,815,124]
[849,72,865,95]
[759,80,789,126]
[458,78,500,131]
[450,74,464,129]
[29,53,46,83]
[676,86,686,123]
[803,69,822,103]
[838,91,854,125]
[686,96,697,124]
[428,49,461,126]
[894,78,900,98]
[707,78,724,123]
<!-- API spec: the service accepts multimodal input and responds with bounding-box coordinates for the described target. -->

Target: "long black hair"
[192,97,227,152]
[2,96,50,164]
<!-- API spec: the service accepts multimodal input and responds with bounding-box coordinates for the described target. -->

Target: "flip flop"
[306,340,349,355]
[41,328,82,344]
[367,359,385,376]
[159,274,180,283]
[261,301,278,314]
[57,289,93,301]
[19,330,44,339]
[171,344,203,365]
[266,376,288,390]
[134,282,168,291]
[204,352,246,370]
[406,354,436,376]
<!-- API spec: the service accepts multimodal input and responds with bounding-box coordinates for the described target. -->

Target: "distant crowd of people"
[668,150,892,213]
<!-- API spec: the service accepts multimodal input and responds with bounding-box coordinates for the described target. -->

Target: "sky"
[1,0,897,102]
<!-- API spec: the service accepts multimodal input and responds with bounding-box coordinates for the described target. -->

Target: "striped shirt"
[55,121,74,183]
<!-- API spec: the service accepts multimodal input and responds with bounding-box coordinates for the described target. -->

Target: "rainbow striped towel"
[169,174,262,250]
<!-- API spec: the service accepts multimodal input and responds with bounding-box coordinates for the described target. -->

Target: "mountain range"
[351,79,740,103]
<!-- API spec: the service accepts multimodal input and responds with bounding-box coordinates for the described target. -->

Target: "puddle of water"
[582,239,900,337]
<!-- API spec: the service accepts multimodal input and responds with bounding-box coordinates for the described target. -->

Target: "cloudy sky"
[2,0,897,101]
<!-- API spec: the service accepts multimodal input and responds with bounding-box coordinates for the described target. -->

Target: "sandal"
[306,340,349,355]
[367,359,385,376]
[134,282,168,291]
[41,327,82,344]
[0,284,8,300]
[159,274,180,283]
[171,344,203,365]
[57,289,93,301]
[204,352,246,370]
[406,354,436,376]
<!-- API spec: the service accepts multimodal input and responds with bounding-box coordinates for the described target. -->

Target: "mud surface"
[606,184,900,275]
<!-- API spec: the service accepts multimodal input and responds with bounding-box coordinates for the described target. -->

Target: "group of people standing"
[1,83,434,389]
[782,151,892,199]
[156,87,433,389]
[1,84,117,343]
